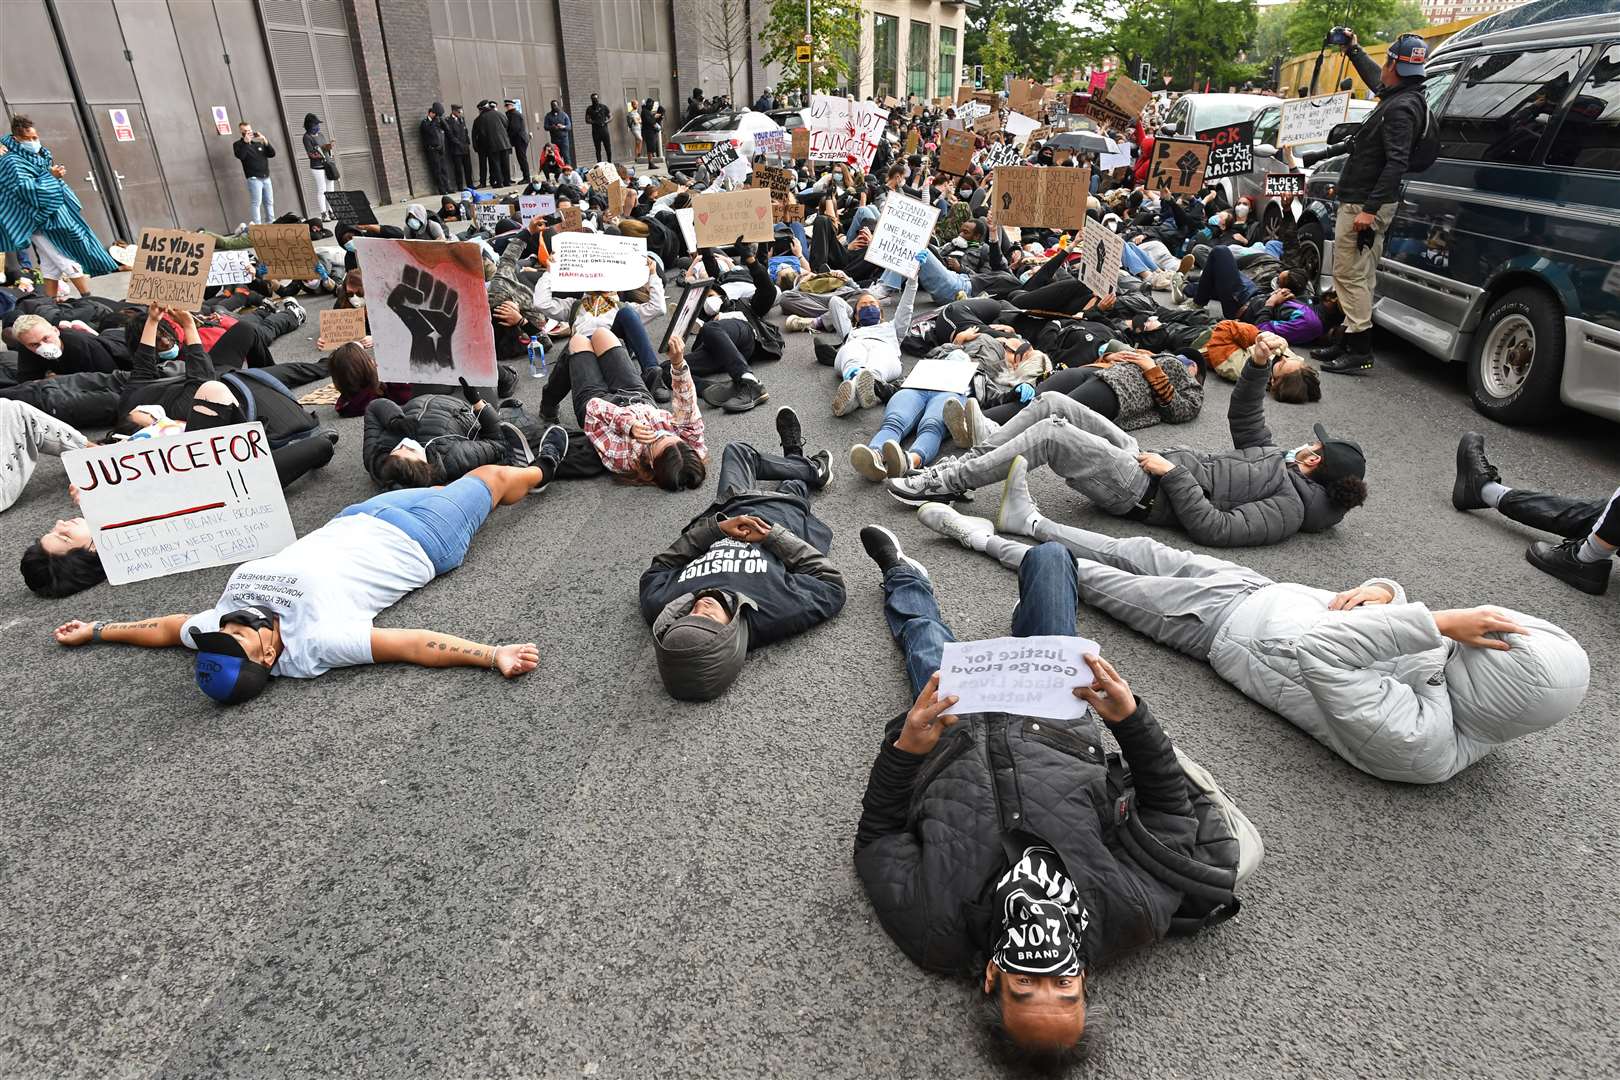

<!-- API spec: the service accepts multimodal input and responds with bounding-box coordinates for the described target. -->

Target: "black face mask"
[993,894,1083,977]
[219,605,276,634]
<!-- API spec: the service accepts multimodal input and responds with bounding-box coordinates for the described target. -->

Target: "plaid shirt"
[583,362,706,481]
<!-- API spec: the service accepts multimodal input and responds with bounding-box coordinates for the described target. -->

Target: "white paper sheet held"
[937,635,1103,720]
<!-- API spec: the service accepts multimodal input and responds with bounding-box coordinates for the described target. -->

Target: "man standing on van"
[1316,30,1430,377]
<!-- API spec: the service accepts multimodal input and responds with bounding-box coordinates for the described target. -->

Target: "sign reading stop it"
[796,43,812,62]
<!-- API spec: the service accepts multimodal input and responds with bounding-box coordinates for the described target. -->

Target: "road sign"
[795,43,812,63]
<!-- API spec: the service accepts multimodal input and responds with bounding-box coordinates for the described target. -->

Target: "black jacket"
[472,108,511,153]
[1335,48,1427,214]
[585,102,611,130]
[362,394,515,485]
[854,701,1199,976]
[506,108,530,148]
[420,115,446,154]
[18,328,128,383]
[445,114,471,152]
[698,253,784,364]
[232,136,276,178]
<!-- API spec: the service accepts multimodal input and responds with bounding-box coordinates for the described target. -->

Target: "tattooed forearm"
[421,637,496,667]
[105,621,160,632]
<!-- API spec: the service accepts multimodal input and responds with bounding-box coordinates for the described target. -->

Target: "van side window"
[1547,44,1620,171]
[1438,47,1588,164]
[1253,106,1280,147]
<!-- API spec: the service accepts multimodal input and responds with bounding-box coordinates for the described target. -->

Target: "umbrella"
[1046,131,1116,154]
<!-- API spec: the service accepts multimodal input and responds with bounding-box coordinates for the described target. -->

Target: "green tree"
[761,0,862,94]
[1250,3,1297,66]
[1371,0,1427,43]
[980,12,1017,88]
[965,0,1092,81]
[1076,0,1259,92]
[1287,0,1399,55]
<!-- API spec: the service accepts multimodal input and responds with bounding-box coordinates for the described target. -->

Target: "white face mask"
[1235,204,1250,221]
[18,139,41,153]
[350,295,366,308]
[703,295,723,317]
[395,437,425,456]
[35,341,63,360]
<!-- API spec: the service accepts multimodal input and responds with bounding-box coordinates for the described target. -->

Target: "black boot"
[1312,331,1348,363]
[720,377,767,413]
[1451,431,1501,511]
[873,377,900,404]
[1526,538,1612,595]
[643,364,673,403]
[1322,329,1374,375]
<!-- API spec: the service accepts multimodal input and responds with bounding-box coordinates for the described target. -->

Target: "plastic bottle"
[524,334,546,378]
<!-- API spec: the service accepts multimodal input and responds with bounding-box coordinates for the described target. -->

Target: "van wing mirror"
[1255,142,1278,157]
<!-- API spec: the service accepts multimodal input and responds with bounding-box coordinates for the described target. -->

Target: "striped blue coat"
[0,134,119,277]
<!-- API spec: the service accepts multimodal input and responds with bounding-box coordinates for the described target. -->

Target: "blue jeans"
[881,249,969,302]
[246,176,274,224]
[612,307,659,372]
[870,388,963,467]
[1122,242,1156,276]
[337,475,494,575]
[882,542,1079,697]
[845,204,880,244]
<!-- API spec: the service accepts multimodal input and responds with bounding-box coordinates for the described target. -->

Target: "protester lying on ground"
[329,341,410,418]
[1185,247,1340,349]
[889,336,1367,547]
[562,327,704,489]
[639,408,840,701]
[685,242,781,414]
[917,471,1590,785]
[48,456,566,701]
[7,312,129,381]
[0,398,90,513]
[810,270,919,418]
[853,524,1259,1068]
[363,375,539,488]
[1452,431,1619,596]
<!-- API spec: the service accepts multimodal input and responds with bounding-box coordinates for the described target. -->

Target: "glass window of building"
[937,26,957,101]
[907,21,930,99]
[873,14,899,100]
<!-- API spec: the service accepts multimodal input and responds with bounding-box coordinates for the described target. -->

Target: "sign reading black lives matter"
[1196,121,1254,181]
[1264,172,1307,196]
[699,143,740,176]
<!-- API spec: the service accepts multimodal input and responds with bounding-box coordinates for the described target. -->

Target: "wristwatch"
[91,621,105,642]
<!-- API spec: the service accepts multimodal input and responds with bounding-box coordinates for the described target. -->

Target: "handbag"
[322,156,341,181]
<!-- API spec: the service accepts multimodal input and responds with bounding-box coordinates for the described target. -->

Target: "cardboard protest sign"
[972,112,1001,136]
[1146,138,1210,194]
[938,636,1102,720]
[1104,75,1153,120]
[64,422,296,585]
[475,202,514,230]
[773,200,803,224]
[690,188,774,246]
[991,166,1090,230]
[791,127,809,159]
[958,101,991,123]
[938,128,978,175]
[903,354,976,394]
[559,206,585,233]
[957,85,974,104]
[354,238,496,384]
[698,142,740,176]
[606,179,626,219]
[654,178,681,199]
[519,193,556,222]
[1197,121,1255,180]
[586,162,619,194]
[207,250,255,287]
[1003,111,1041,148]
[1074,217,1126,298]
[318,306,367,346]
[751,165,796,200]
[1008,79,1045,109]
[904,129,919,155]
[1279,91,1350,147]
[248,223,317,281]
[867,193,941,280]
[325,189,377,225]
[550,233,649,292]
[126,228,216,311]
[1264,172,1307,196]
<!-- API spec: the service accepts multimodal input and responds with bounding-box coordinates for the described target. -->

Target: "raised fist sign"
[388,263,459,370]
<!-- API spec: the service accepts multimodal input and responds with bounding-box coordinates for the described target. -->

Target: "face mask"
[344,239,357,252]
[219,605,277,633]
[1235,204,1250,221]
[395,437,425,456]
[993,894,1082,977]
[406,215,422,230]
[856,305,881,327]
[158,345,180,361]
[1285,444,1312,465]
[18,139,41,153]
[350,295,366,308]
[36,342,63,360]
[959,188,973,198]
[703,295,723,317]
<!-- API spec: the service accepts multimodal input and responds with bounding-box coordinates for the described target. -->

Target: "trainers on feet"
[886,467,966,506]
[1526,538,1612,595]
[855,368,879,409]
[534,425,568,490]
[918,503,995,552]
[832,377,860,417]
[859,524,928,576]
[784,314,815,333]
[1451,431,1501,511]
[499,420,535,466]
[880,439,909,478]
[943,397,972,447]
[721,378,767,413]
[808,449,833,490]
[850,443,887,482]
[775,406,804,456]
[283,298,307,325]
[996,455,1040,536]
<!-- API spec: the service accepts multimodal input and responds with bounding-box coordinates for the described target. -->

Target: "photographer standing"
[1317,30,1430,377]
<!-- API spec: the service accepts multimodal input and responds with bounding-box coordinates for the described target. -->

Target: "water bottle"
[524,334,546,378]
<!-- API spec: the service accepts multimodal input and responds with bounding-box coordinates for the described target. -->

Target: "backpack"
[1410,97,1441,172]
[220,368,320,449]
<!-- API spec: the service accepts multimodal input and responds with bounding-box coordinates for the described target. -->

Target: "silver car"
[663,110,787,176]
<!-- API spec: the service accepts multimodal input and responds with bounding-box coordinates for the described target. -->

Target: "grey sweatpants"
[936,392,1153,514]
[1,398,89,512]
[986,518,1270,660]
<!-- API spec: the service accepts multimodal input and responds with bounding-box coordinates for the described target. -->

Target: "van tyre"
[1468,287,1564,426]
[1297,219,1324,290]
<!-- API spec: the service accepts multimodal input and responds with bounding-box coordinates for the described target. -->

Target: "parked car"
[664,110,784,175]
[1153,91,1273,195]
[1300,1,1620,424]
[1239,98,1377,238]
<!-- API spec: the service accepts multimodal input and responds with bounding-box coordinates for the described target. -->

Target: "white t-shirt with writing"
[181,514,436,679]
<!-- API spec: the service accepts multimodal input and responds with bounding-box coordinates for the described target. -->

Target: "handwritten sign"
[753,127,787,155]
[938,635,1102,720]
[475,202,513,230]
[751,165,796,200]
[808,129,879,171]
[904,129,919,155]
[519,193,556,222]
[559,206,585,233]
[1279,91,1350,147]
[978,142,1026,171]
[1198,121,1255,180]
[550,233,649,291]
[1264,172,1307,196]
[1146,137,1210,195]
[1104,75,1153,120]
[318,306,367,346]
[354,238,496,384]
[698,142,740,176]
[1074,217,1126,299]
[938,129,978,175]
[326,189,378,226]
[248,223,317,281]
[207,250,255,287]
[791,127,809,159]
[63,422,296,585]
[867,193,940,280]
[126,228,215,311]
[690,188,774,246]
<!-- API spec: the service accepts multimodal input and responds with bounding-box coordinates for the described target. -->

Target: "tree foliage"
[1286,0,1400,55]
[1075,0,1260,92]
[964,0,1105,82]
[761,0,863,93]
[980,13,1017,88]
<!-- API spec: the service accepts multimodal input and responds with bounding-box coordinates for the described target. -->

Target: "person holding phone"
[232,121,276,224]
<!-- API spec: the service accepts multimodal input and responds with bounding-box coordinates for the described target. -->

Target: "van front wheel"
[1468,287,1565,425]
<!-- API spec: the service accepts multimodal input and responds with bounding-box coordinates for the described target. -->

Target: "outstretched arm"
[55,615,188,649]
[368,628,538,678]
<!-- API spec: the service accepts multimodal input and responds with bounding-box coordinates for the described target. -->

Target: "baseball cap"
[651,591,757,701]
[1312,422,1367,483]
[1390,35,1428,77]
[189,607,275,705]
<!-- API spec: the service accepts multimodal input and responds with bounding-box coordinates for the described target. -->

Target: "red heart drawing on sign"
[697,212,711,225]
[755,205,768,220]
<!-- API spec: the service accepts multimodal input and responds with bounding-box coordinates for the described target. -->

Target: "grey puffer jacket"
[1211,582,1589,783]
[1148,356,1343,546]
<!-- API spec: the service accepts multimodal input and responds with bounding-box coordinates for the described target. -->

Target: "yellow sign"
[795,44,812,63]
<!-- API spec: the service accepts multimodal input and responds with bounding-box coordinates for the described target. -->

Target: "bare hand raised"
[1072,654,1137,725]
[896,672,960,755]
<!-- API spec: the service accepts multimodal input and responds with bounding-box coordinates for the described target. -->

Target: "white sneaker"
[849,443,887,482]
[784,314,815,333]
[1170,271,1188,306]
[832,377,859,417]
[880,439,909,478]
[918,503,996,552]
[943,396,971,447]
[965,398,996,445]
[855,368,879,409]
[996,455,1041,536]
[1147,270,1174,290]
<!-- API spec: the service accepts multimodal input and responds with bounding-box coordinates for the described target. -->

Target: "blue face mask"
[344,239,357,252]
[158,345,180,361]
[856,306,881,327]
[18,139,42,153]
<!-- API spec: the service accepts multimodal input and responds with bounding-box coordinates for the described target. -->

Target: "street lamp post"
[805,0,813,100]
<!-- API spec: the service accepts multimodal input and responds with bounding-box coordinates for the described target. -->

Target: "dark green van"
[1304,0,1620,424]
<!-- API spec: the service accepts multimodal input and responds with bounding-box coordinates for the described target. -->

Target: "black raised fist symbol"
[1001,191,1014,210]
[388,263,460,370]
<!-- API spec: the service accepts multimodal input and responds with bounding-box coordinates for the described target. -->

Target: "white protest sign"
[354,238,498,385]
[207,250,255,287]
[674,207,698,253]
[1075,218,1126,298]
[63,422,296,585]
[1279,91,1350,147]
[549,233,649,292]
[753,127,787,155]
[867,193,940,280]
[958,101,992,123]
[519,194,556,222]
[938,636,1102,721]
[902,354,976,394]
[1003,111,1040,148]
[978,142,1026,170]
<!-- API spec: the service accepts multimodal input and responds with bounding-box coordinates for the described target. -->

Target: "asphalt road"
[3,285,1616,1080]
